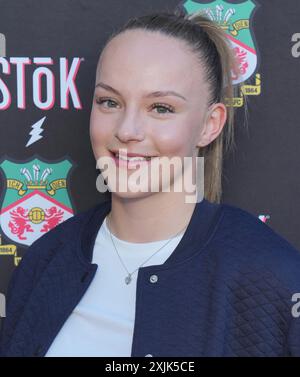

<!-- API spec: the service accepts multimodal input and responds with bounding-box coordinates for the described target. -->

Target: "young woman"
[0,10,300,357]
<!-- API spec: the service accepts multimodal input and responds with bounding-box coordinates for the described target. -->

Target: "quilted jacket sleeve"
[0,230,61,356]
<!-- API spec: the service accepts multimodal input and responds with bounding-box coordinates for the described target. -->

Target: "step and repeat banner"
[0,0,300,325]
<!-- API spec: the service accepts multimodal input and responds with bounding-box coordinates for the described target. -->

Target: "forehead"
[96,29,205,95]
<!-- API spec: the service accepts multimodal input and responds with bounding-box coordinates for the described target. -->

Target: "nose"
[115,110,145,143]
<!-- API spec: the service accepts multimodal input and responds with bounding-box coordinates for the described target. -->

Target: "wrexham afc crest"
[0,156,74,246]
[182,0,259,85]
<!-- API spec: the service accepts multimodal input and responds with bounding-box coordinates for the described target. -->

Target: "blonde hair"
[186,10,244,203]
[104,9,247,203]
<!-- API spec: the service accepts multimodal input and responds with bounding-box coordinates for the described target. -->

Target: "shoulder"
[214,202,300,291]
[1,200,108,313]
[14,198,112,271]
[210,202,300,356]
[18,200,105,267]
[4,200,106,283]
[0,200,109,353]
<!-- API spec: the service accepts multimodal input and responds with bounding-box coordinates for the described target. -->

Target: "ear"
[196,103,227,148]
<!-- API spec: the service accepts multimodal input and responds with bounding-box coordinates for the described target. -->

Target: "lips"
[110,150,155,159]
[110,150,158,169]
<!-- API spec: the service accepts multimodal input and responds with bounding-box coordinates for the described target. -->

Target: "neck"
[107,191,197,243]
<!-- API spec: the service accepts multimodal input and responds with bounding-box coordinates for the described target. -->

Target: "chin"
[110,189,157,201]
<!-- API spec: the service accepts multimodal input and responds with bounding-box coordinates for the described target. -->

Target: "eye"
[150,103,175,114]
[95,97,175,114]
[95,97,119,108]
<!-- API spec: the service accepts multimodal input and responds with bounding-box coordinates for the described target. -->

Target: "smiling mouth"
[114,153,152,162]
[108,151,159,169]
[110,149,157,161]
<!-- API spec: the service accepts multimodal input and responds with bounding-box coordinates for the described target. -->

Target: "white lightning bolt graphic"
[26,116,46,147]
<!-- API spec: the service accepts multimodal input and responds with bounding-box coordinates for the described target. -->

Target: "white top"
[45,216,185,357]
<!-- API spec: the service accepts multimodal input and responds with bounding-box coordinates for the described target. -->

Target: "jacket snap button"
[145,353,153,357]
[149,274,158,283]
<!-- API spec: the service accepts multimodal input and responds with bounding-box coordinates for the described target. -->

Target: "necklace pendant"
[125,274,132,284]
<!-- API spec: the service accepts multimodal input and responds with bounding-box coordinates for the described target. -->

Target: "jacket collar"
[77,197,224,268]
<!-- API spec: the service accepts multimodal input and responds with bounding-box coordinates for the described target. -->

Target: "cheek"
[89,108,110,145]
[152,121,195,157]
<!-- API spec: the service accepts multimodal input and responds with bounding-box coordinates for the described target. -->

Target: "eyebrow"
[95,82,187,101]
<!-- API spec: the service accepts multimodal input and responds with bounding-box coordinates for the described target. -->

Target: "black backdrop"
[1,0,300,329]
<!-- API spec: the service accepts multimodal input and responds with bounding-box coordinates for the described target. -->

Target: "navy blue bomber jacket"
[0,198,300,357]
